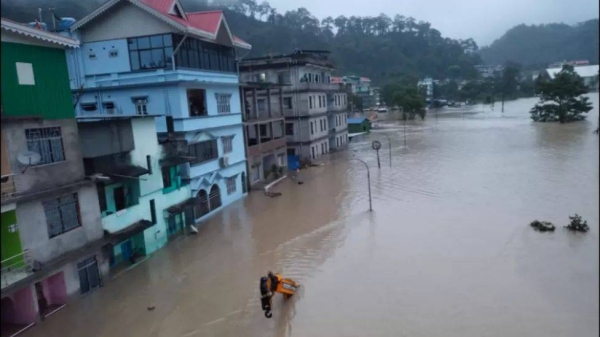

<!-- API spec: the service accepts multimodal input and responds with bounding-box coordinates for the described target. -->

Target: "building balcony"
[248,138,286,157]
[1,250,35,290]
[81,69,239,90]
[294,83,344,92]
[102,203,148,235]
[172,113,242,132]
[1,173,18,204]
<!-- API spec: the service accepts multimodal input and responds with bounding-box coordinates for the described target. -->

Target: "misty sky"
[266,0,599,46]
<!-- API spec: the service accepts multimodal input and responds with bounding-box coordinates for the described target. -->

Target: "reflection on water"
[26,96,599,337]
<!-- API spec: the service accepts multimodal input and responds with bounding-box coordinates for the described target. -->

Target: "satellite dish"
[17,151,41,173]
[18,151,41,165]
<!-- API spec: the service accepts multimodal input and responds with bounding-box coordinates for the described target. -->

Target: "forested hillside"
[1,0,482,84]
[479,20,599,67]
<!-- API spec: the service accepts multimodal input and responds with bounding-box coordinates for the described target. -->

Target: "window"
[162,166,172,188]
[323,119,327,130]
[310,121,314,135]
[318,96,322,108]
[44,193,81,238]
[285,123,294,135]
[309,96,313,109]
[128,34,173,70]
[188,89,207,116]
[278,71,290,84]
[226,177,236,195]
[16,62,35,85]
[103,102,115,114]
[172,34,235,73]
[188,140,218,165]
[216,94,232,114]
[257,99,266,112]
[321,143,324,154]
[135,98,148,115]
[81,103,97,112]
[222,136,233,154]
[78,256,100,294]
[283,97,292,109]
[97,184,107,213]
[150,199,156,224]
[25,127,65,165]
[320,119,324,131]
[311,146,315,159]
[146,155,152,174]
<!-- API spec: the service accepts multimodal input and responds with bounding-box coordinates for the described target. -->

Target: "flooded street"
[27,95,599,337]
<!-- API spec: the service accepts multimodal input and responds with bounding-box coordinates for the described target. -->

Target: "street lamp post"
[382,134,392,167]
[351,158,372,212]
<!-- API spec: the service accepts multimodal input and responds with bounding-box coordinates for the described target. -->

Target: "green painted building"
[1,28,76,120]
[348,118,371,133]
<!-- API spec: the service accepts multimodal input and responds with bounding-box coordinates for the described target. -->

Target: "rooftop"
[1,17,80,48]
[70,0,250,49]
[348,118,368,124]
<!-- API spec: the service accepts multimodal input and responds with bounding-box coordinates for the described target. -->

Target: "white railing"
[1,250,35,289]
[1,173,18,202]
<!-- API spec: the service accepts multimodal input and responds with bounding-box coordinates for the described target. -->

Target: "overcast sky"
[265,0,599,46]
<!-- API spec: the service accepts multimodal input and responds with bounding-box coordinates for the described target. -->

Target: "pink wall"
[0,286,36,325]
[42,272,67,305]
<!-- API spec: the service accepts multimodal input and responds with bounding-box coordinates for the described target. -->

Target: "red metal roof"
[139,1,248,46]
[141,0,172,13]
[186,11,223,34]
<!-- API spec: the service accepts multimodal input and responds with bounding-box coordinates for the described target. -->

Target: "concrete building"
[62,0,250,232]
[240,83,287,189]
[76,116,193,271]
[417,77,434,100]
[1,19,107,336]
[239,50,349,161]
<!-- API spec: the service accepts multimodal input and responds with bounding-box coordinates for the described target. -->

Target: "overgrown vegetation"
[565,214,589,232]
[530,220,556,232]
[530,65,593,123]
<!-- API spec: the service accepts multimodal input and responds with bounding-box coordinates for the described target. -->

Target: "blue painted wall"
[81,39,131,76]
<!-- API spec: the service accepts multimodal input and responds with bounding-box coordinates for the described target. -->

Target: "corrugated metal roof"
[1,18,80,48]
[546,65,599,79]
[72,0,250,49]
[348,118,367,124]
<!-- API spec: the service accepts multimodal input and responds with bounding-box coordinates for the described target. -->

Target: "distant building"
[543,65,600,91]
[342,76,375,108]
[239,49,349,162]
[239,83,286,189]
[348,118,371,133]
[417,77,434,99]
[548,60,590,68]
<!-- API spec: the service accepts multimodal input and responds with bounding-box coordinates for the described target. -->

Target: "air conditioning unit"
[219,157,229,168]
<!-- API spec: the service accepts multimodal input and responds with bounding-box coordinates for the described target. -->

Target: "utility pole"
[382,134,392,167]
[351,158,372,211]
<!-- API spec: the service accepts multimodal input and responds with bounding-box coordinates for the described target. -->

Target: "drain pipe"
[171,33,188,71]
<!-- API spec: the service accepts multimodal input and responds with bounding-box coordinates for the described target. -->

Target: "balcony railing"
[1,250,35,289]
[1,173,18,203]
[296,83,344,92]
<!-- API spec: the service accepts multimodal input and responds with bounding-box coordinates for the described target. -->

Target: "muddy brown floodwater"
[26,96,599,337]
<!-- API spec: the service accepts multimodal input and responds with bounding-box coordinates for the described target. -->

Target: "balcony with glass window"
[82,34,240,89]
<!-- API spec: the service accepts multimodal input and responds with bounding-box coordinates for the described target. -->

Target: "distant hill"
[479,19,599,67]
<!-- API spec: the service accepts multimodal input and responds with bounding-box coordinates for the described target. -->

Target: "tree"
[495,62,521,112]
[390,84,426,120]
[530,65,593,123]
[349,94,363,111]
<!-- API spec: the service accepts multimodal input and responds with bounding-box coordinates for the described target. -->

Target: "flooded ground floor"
[23,96,599,337]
